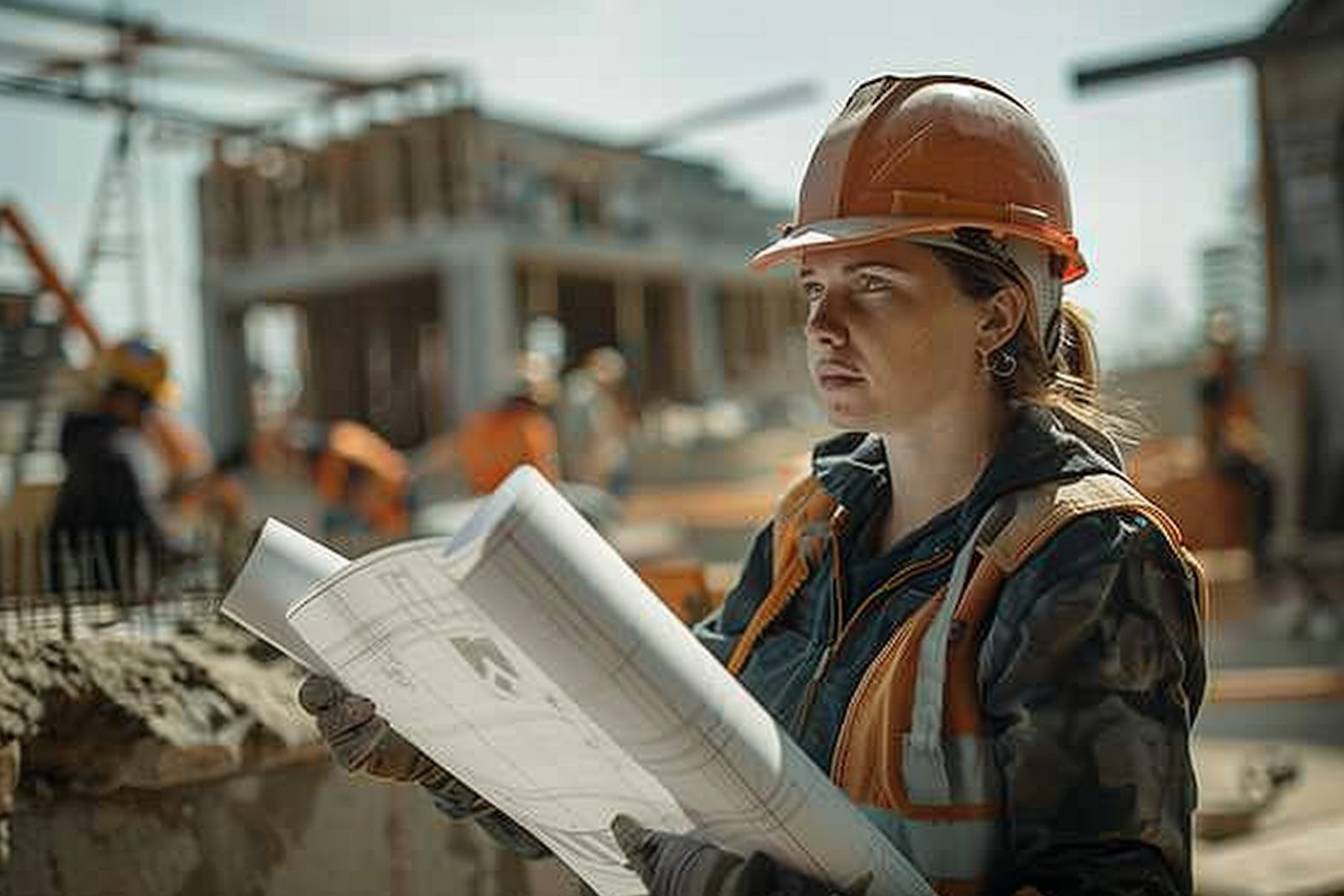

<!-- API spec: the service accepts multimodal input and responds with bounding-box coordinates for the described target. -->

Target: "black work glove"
[611,814,870,896]
[298,674,448,785]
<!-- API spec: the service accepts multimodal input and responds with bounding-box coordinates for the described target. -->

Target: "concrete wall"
[3,760,575,896]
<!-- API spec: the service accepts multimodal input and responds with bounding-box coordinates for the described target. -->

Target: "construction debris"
[0,621,317,866]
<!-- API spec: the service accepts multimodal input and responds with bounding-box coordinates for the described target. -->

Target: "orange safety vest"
[726,472,1206,895]
[456,403,560,496]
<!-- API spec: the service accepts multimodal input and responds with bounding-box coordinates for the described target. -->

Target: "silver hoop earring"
[988,349,1018,379]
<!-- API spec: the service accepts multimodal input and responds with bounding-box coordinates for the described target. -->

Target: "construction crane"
[1,2,819,338]
[0,2,450,529]
[626,80,818,153]
[0,0,468,331]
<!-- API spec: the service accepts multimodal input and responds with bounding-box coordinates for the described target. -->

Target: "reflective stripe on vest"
[904,505,1006,805]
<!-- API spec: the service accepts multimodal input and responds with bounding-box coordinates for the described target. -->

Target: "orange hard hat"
[750,74,1087,283]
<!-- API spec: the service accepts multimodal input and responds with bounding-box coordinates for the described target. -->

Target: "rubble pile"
[0,623,318,863]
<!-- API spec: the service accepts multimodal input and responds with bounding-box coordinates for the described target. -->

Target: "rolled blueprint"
[224,466,931,896]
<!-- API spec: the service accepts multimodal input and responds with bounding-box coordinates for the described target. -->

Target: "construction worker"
[48,337,190,590]
[300,75,1206,896]
[429,352,561,496]
[1196,308,1276,571]
[258,418,411,539]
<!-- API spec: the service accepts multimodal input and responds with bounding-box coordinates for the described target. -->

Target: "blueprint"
[222,467,932,896]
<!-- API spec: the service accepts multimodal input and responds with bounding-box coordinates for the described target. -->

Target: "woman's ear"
[975,283,1028,355]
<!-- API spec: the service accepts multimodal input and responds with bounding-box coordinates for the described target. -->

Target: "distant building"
[197,105,803,454]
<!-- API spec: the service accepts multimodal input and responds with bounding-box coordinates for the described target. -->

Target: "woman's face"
[799,240,989,432]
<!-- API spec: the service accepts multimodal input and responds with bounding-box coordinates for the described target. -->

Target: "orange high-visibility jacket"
[456,401,560,496]
[725,471,1206,895]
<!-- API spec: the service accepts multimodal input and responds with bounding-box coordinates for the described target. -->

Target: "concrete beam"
[203,220,771,310]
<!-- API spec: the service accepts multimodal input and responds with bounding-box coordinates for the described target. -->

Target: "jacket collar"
[811,405,1125,544]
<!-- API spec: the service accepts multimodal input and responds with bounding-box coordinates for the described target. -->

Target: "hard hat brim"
[749,215,1087,283]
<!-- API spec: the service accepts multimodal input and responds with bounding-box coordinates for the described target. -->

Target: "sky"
[0,0,1285,426]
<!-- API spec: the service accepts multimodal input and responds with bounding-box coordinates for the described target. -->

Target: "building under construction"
[197,101,804,454]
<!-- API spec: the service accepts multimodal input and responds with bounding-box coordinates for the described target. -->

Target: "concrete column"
[439,236,515,425]
[683,275,723,400]
[433,264,459,426]
[200,288,251,459]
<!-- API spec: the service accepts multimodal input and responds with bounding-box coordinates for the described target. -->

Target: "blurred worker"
[141,403,246,522]
[1197,308,1276,570]
[257,418,410,539]
[49,337,190,590]
[143,409,250,573]
[556,346,635,495]
[429,352,561,496]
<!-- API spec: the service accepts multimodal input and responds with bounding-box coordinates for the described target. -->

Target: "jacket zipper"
[790,539,955,737]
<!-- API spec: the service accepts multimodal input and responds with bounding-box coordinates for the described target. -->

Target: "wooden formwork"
[276,148,314,250]
[363,124,411,234]
[402,115,448,224]
[197,161,251,262]
[439,108,483,217]
[242,169,279,259]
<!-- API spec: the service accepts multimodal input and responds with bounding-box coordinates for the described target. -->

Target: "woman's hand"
[298,675,555,859]
[610,815,870,896]
[297,674,448,786]
[612,814,745,896]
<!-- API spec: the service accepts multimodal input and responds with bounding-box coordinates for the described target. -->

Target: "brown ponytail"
[1056,301,1098,387]
[1042,301,1143,445]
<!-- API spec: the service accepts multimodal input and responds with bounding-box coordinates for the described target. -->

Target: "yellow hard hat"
[102,337,176,404]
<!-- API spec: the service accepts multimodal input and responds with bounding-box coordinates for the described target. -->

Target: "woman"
[300,74,1205,896]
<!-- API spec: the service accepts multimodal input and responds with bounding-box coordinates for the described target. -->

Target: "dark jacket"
[49,410,181,590]
[696,406,1206,895]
